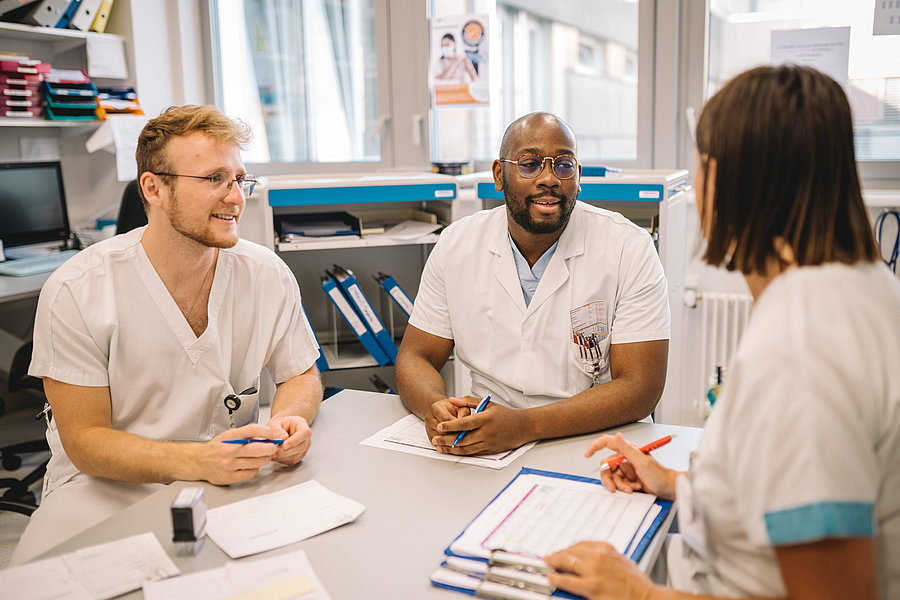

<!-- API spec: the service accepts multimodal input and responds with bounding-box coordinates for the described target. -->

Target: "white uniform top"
[409,202,670,408]
[29,227,319,496]
[670,262,900,598]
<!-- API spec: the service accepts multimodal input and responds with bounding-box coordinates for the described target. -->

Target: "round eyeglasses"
[154,171,258,197]
[498,154,578,180]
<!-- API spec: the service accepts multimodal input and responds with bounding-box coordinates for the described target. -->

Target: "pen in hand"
[600,434,675,470]
[451,395,491,448]
[221,438,284,445]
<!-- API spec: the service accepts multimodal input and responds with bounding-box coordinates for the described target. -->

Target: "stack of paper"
[0,532,180,600]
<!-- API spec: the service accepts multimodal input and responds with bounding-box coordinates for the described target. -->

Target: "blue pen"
[452,395,491,448]
[221,438,284,445]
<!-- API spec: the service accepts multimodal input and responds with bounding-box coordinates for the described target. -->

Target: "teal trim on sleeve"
[764,502,874,545]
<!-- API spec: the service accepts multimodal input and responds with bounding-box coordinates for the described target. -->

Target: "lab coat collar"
[487,202,586,316]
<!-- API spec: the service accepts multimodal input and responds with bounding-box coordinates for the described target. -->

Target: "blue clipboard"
[432,467,672,597]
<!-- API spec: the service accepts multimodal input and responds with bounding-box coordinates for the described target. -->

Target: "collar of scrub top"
[508,232,559,306]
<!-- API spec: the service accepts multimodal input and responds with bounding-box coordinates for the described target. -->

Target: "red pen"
[602,435,675,470]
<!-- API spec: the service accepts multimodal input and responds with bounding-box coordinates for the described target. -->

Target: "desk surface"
[0,272,48,303]
[39,390,703,599]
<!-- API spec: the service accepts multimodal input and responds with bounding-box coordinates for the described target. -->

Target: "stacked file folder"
[41,68,98,120]
[0,67,43,117]
[96,86,143,117]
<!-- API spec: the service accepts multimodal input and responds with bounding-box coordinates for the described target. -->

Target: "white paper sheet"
[205,480,365,559]
[359,413,536,470]
[86,34,128,79]
[378,220,442,240]
[450,473,656,559]
[143,550,331,600]
[0,532,179,600]
[60,532,181,599]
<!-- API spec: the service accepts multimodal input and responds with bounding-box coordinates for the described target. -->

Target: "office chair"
[0,342,49,515]
[115,180,148,235]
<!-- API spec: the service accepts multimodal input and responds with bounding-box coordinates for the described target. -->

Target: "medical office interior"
[0,0,898,586]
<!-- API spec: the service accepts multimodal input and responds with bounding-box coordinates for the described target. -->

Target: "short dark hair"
[695,65,878,272]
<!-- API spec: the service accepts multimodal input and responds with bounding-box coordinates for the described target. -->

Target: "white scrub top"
[29,227,319,495]
[670,262,900,599]
[409,201,670,408]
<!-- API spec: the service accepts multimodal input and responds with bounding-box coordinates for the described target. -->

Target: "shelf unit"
[254,173,459,389]
[0,21,127,126]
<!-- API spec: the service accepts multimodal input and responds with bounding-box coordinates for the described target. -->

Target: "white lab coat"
[668,262,900,599]
[409,202,670,408]
[14,227,319,562]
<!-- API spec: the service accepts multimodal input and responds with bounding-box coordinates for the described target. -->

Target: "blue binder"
[373,271,414,318]
[320,273,391,366]
[330,265,398,363]
[55,0,81,27]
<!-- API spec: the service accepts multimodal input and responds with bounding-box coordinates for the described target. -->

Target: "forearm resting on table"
[525,339,668,441]
[56,424,220,484]
[270,366,322,424]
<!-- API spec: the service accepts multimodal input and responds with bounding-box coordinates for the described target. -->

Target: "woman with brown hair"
[544,65,900,600]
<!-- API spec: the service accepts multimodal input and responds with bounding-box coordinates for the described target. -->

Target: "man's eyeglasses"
[498,154,579,180]
[154,171,258,197]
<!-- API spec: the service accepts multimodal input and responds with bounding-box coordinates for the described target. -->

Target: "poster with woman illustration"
[430,14,490,106]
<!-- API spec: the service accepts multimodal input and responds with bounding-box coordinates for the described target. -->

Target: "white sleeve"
[609,231,670,344]
[29,281,111,387]
[726,337,877,546]
[407,235,454,340]
[263,261,320,383]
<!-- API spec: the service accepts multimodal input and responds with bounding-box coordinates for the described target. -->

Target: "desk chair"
[0,342,49,515]
[115,180,147,235]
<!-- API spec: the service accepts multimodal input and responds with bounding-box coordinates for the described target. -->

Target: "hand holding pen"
[585,432,682,499]
[452,395,491,447]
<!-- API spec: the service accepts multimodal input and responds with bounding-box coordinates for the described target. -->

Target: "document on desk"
[449,470,657,560]
[0,532,180,600]
[359,413,536,469]
[205,479,365,559]
[143,549,331,600]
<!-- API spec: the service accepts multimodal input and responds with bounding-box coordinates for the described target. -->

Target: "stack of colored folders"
[0,57,49,118]
[96,87,143,117]
[41,68,99,120]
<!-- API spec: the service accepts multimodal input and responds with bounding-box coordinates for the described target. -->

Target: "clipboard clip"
[443,551,556,598]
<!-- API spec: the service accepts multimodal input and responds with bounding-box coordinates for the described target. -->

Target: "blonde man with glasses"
[12,105,322,564]
[396,112,669,456]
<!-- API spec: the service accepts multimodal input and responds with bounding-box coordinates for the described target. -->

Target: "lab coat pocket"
[568,332,611,386]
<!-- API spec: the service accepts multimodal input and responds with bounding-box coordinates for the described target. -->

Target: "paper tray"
[348,208,438,236]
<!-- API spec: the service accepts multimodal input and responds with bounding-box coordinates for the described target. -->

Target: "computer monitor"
[0,161,71,253]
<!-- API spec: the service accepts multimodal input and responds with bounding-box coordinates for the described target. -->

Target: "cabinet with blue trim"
[253,172,459,392]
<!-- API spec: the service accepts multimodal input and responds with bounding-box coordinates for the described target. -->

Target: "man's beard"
[506,191,576,235]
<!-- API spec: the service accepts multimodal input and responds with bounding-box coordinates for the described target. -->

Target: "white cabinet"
[249,173,458,392]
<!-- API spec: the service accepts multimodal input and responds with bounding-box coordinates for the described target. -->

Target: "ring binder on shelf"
[320,272,391,366]
[331,264,398,363]
[373,271,414,317]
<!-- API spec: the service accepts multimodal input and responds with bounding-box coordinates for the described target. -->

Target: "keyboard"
[0,249,80,277]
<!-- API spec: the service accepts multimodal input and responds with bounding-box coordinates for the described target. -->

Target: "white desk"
[36,390,703,598]
[0,273,48,304]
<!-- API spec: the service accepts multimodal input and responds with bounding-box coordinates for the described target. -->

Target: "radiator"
[698,292,753,398]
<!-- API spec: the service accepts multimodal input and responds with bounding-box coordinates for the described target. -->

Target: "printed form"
[205,479,365,558]
[360,413,536,469]
[450,473,656,559]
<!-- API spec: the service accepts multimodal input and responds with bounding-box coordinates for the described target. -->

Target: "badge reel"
[224,394,241,429]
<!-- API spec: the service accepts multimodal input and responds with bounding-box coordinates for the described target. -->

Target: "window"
[211,0,381,164]
[708,0,900,162]
[430,0,643,164]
